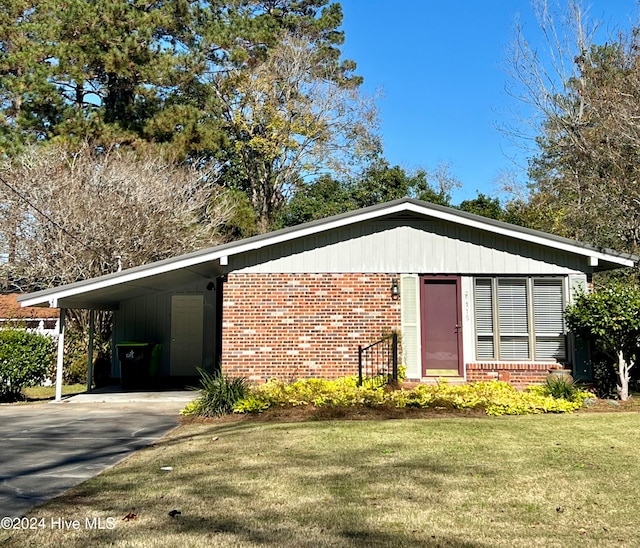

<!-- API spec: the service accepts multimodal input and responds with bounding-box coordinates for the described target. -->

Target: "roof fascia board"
[18,253,222,307]
[51,300,119,311]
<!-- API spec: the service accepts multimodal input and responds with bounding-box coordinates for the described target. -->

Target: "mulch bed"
[578,397,640,413]
[179,395,640,425]
[180,404,529,425]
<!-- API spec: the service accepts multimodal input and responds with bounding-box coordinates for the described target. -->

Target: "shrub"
[0,328,55,401]
[184,368,250,417]
[44,324,111,386]
[392,381,586,416]
[229,376,387,413]
[592,359,619,399]
[231,395,272,414]
[179,400,201,416]
[226,377,592,417]
[542,374,580,401]
[397,365,407,382]
[565,282,640,400]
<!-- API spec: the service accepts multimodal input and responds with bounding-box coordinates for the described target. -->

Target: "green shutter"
[568,274,591,378]
[400,274,421,379]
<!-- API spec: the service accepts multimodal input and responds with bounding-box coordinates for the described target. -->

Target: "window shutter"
[400,274,421,379]
[474,279,494,359]
[497,279,529,359]
[533,279,566,360]
[568,274,590,376]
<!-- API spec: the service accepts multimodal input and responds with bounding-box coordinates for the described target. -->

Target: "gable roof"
[18,198,637,309]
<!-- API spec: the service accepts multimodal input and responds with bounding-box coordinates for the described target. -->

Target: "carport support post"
[86,309,95,393]
[55,308,66,402]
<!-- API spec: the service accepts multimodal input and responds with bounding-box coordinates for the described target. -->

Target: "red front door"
[420,276,463,377]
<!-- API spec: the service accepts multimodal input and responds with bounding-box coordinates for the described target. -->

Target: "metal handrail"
[358,332,398,387]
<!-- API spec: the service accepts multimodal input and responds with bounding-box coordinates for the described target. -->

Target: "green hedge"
[0,328,56,401]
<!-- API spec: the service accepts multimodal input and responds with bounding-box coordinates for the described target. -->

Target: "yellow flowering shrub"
[231,376,386,412]
[179,400,200,416]
[226,378,592,417]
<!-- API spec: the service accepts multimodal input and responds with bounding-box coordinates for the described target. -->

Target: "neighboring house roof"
[18,198,638,310]
[0,293,59,319]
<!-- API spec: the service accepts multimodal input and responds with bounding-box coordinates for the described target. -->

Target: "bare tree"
[0,144,235,291]
[503,0,598,149]
[502,0,640,254]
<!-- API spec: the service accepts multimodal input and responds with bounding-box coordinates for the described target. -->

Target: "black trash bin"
[116,342,153,390]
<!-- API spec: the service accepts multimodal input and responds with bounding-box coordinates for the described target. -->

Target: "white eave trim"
[19,251,222,307]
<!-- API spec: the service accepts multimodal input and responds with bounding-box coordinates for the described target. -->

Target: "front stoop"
[402,377,466,388]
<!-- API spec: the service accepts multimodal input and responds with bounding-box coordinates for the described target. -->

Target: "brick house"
[18,198,636,398]
[0,293,59,334]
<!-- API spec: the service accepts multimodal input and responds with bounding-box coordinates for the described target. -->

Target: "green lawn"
[3,412,640,547]
[20,384,87,401]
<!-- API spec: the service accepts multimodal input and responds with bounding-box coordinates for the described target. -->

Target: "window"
[474,277,566,362]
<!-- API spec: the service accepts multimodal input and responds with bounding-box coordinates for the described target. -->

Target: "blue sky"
[339,0,640,204]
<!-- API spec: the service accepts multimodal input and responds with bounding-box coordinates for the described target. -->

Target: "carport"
[18,203,355,401]
[18,248,231,401]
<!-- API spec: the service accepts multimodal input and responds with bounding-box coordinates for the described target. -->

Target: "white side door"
[170,295,204,376]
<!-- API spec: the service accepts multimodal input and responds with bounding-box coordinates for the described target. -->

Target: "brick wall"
[222,273,402,381]
[466,362,552,389]
[221,272,559,388]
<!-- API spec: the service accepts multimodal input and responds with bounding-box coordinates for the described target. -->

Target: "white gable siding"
[230,219,590,275]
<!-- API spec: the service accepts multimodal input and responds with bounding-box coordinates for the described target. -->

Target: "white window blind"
[533,279,566,360]
[474,277,566,362]
[497,279,528,333]
[497,279,529,360]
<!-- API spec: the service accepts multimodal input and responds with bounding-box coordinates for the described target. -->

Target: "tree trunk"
[617,350,631,401]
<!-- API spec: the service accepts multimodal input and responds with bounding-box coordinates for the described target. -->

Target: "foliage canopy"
[507,0,640,257]
[0,1,379,233]
[565,283,640,400]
